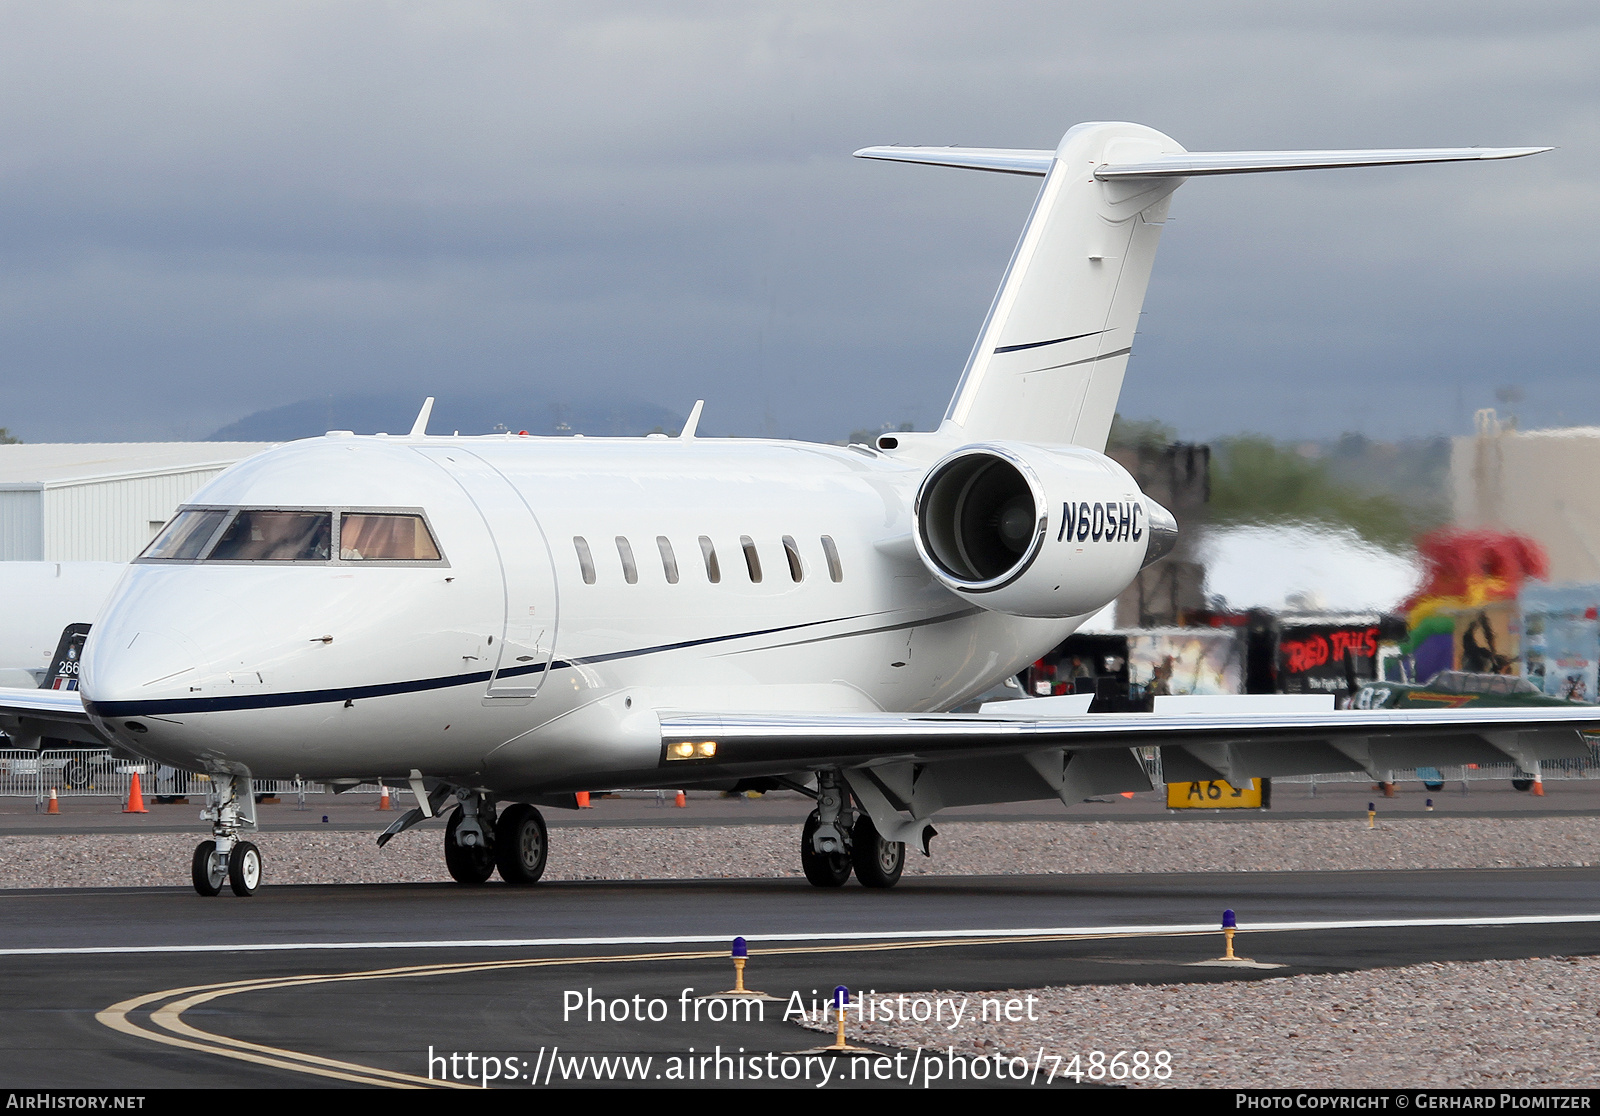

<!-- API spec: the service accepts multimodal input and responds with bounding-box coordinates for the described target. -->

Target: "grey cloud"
[0,2,1595,444]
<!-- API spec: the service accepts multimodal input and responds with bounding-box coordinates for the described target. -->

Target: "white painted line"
[4,912,1600,957]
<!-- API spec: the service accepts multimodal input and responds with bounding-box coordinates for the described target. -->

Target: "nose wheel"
[192,840,227,896]
[191,772,263,896]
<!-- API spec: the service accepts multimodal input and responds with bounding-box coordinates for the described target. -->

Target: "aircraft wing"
[660,704,1599,849]
[659,704,1600,787]
[0,686,115,749]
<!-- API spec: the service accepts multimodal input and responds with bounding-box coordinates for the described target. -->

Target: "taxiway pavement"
[4,868,1600,1088]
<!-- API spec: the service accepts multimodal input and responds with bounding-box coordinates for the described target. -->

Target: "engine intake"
[914,442,1174,618]
[917,449,1044,587]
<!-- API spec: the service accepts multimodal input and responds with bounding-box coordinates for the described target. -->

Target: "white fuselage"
[80,432,1083,793]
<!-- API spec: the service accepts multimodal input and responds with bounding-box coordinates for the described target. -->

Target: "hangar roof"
[0,443,279,488]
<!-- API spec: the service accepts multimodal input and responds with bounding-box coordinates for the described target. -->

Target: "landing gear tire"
[445,806,496,885]
[1512,778,1534,792]
[801,810,852,888]
[849,814,904,889]
[494,803,548,885]
[228,841,262,897]
[192,840,226,896]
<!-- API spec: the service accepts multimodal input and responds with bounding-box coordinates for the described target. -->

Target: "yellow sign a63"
[1166,778,1268,809]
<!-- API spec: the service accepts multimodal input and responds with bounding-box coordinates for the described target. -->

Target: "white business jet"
[2,122,1588,899]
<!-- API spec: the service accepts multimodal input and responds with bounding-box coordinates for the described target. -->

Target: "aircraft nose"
[82,626,202,704]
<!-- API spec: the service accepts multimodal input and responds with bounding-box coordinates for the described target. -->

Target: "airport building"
[0,443,276,562]
[1451,410,1600,583]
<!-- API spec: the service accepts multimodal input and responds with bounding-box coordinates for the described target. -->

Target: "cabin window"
[656,536,679,584]
[573,536,596,584]
[740,536,762,583]
[208,511,333,562]
[142,509,228,560]
[821,535,843,582]
[782,535,804,582]
[339,513,441,561]
[615,536,638,584]
[699,536,721,583]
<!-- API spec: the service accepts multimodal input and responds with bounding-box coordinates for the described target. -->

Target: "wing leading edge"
[0,686,114,749]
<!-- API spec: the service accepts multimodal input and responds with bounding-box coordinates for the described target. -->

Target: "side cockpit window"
[143,509,229,560]
[340,514,441,561]
[139,506,445,565]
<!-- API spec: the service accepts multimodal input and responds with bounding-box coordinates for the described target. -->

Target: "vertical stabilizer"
[942,122,1184,450]
[855,124,1547,451]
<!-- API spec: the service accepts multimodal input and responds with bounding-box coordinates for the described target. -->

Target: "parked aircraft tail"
[856,123,1548,450]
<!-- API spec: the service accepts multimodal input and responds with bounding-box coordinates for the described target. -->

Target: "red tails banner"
[1277,625,1380,695]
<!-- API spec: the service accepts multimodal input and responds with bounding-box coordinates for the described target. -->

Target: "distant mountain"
[210,393,687,441]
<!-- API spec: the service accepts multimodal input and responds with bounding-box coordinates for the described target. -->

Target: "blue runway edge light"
[1222,909,1237,930]
[834,985,849,1009]
[732,936,748,959]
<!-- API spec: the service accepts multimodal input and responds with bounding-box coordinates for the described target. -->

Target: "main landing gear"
[442,792,549,886]
[800,770,905,889]
[191,772,263,897]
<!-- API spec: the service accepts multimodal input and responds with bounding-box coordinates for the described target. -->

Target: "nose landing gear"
[191,773,262,897]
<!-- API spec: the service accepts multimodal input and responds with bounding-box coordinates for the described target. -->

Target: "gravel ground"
[799,956,1600,1089]
[3,815,1600,888]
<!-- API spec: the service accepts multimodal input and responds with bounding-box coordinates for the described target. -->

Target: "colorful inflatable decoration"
[1399,529,1547,680]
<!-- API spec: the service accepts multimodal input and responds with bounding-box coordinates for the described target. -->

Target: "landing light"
[667,741,718,760]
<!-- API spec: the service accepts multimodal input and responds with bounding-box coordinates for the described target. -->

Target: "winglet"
[409,397,435,438]
[680,399,705,441]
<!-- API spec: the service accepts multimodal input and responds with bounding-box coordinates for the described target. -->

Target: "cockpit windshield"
[209,511,333,561]
[138,508,444,565]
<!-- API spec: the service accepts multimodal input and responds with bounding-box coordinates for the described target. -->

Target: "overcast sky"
[0,2,1595,444]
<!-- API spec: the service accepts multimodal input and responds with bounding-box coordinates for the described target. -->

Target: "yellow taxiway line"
[97,929,1213,1088]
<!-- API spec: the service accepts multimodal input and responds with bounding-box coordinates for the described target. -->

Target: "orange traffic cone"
[377,786,391,811]
[123,771,148,814]
[46,788,59,814]
[576,791,592,808]
[674,790,687,808]
[1533,780,1545,797]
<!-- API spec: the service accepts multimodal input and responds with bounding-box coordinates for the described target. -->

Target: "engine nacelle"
[913,442,1177,618]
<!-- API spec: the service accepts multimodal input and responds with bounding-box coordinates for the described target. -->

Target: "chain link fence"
[0,749,385,804]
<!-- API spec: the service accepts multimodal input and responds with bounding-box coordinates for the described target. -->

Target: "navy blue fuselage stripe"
[992,330,1104,355]
[85,610,907,718]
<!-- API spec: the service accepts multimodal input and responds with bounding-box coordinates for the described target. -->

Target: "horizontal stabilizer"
[853,144,1550,179]
[853,146,1054,176]
[1095,146,1552,179]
